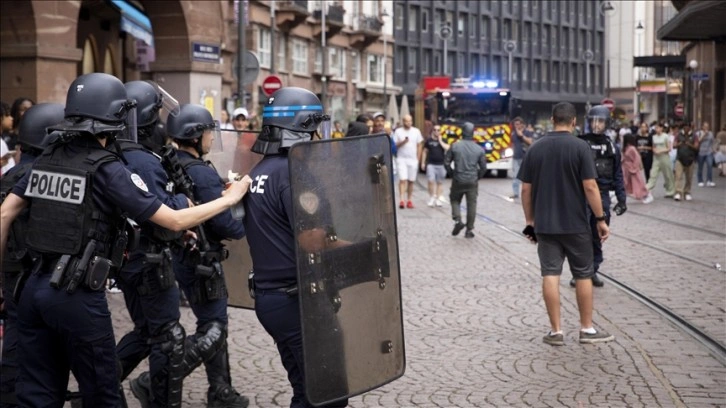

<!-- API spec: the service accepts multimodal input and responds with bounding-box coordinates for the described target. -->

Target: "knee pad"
[149,321,186,408]
[180,321,227,377]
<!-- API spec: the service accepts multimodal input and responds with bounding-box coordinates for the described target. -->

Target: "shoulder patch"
[299,191,319,215]
[130,173,149,192]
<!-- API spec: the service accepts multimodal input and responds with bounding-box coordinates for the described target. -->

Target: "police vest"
[179,155,225,247]
[118,140,181,245]
[583,134,616,185]
[24,143,120,258]
[1,162,34,272]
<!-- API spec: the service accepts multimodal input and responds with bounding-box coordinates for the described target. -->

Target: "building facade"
[392,0,606,127]
[0,0,396,127]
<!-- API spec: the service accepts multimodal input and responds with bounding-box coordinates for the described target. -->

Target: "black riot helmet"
[461,122,475,139]
[124,80,162,128]
[586,105,611,135]
[17,103,65,152]
[252,87,330,155]
[54,73,135,136]
[167,104,217,141]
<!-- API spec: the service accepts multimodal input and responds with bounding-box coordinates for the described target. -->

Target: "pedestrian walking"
[645,123,676,198]
[420,124,449,207]
[444,122,487,238]
[621,134,653,203]
[510,117,534,199]
[696,122,716,187]
[517,102,615,346]
[636,122,654,183]
[673,122,700,201]
[393,114,424,209]
[0,72,251,407]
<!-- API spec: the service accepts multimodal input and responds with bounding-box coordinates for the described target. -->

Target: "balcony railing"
[353,15,383,32]
[313,4,345,24]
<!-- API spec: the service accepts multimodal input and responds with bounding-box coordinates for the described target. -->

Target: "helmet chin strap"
[194,138,205,158]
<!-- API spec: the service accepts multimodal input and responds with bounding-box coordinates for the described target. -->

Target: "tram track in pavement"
[414,180,726,365]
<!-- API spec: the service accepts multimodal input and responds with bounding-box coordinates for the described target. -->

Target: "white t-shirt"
[393,126,423,160]
[1,138,15,175]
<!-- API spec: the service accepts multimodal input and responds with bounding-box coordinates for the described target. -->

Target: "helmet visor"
[158,85,181,117]
[211,120,222,152]
[320,120,332,140]
[121,105,138,143]
[589,117,607,134]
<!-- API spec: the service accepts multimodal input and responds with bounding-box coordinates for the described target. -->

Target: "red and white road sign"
[601,98,615,112]
[674,103,684,117]
[261,75,283,97]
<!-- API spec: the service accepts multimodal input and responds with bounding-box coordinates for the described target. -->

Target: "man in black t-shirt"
[420,124,450,206]
[517,102,615,347]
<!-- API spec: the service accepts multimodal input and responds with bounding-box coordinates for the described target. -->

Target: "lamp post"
[583,49,594,113]
[382,8,389,106]
[321,0,327,109]
[635,21,644,123]
[688,59,698,127]
[438,23,452,74]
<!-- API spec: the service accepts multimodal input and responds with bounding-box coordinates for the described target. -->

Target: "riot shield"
[206,127,263,310]
[288,133,405,406]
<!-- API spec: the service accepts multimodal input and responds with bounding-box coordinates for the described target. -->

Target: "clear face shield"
[122,102,138,143]
[589,117,607,135]
[157,84,181,117]
[210,120,223,152]
[319,119,332,140]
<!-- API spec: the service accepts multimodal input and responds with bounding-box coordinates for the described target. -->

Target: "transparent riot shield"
[206,127,263,310]
[288,133,405,406]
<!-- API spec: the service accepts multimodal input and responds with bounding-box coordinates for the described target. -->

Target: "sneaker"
[642,193,654,204]
[452,221,465,236]
[129,372,151,408]
[543,331,564,346]
[508,194,519,200]
[673,193,681,201]
[406,200,414,209]
[685,194,693,201]
[569,278,576,288]
[437,195,448,204]
[399,200,405,209]
[465,230,475,238]
[435,198,443,207]
[698,182,705,187]
[591,274,604,287]
[208,384,250,408]
[579,329,615,344]
[427,197,436,207]
[707,181,716,187]
[106,279,123,294]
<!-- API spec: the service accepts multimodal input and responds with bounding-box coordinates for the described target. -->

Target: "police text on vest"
[25,170,86,204]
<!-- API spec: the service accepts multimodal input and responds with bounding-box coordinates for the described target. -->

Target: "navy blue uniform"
[243,154,347,408]
[11,141,162,407]
[172,151,244,326]
[114,144,189,395]
[579,133,627,273]
[1,153,37,408]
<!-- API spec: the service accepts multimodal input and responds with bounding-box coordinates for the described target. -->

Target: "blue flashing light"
[499,91,509,96]
[472,80,486,88]
[485,80,499,88]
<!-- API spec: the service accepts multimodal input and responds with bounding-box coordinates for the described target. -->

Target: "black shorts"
[536,232,594,279]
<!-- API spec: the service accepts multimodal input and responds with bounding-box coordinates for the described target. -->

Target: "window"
[457,13,464,37]
[512,58,520,82]
[532,24,539,55]
[492,56,500,77]
[422,9,429,32]
[504,20,511,40]
[570,63,576,88]
[395,48,404,72]
[470,15,476,38]
[292,39,308,74]
[367,54,383,83]
[423,50,431,74]
[523,59,529,82]
[561,28,567,55]
[329,47,346,80]
[351,51,361,82]
[594,65,600,92]
[434,51,442,74]
[395,4,404,30]
[446,11,454,27]
[533,61,540,85]
[409,6,418,32]
[277,35,286,71]
[552,27,559,56]
[492,18,499,48]
[257,28,271,68]
[542,25,549,54]
[472,54,480,75]
[457,53,465,76]
[568,28,575,58]
[481,16,489,39]
[408,48,417,73]
[314,47,322,73]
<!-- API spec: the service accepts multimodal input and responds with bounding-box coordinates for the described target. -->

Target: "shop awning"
[657,0,726,41]
[110,0,154,47]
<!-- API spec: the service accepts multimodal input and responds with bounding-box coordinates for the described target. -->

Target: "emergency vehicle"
[415,76,514,177]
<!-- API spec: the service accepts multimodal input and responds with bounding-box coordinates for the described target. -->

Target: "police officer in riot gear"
[243,87,348,407]
[0,73,251,407]
[114,80,189,407]
[0,103,65,407]
[571,105,627,288]
[130,103,249,408]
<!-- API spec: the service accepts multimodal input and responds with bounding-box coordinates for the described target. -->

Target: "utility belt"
[247,270,298,299]
[179,244,230,305]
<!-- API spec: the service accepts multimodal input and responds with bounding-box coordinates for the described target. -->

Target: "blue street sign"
[192,42,221,63]
[690,73,709,81]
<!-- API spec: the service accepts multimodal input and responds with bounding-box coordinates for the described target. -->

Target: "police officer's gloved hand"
[614,202,627,216]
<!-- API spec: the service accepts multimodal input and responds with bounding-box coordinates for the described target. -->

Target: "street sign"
[601,98,615,112]
[674,103,684,117]
[504,40,517,53]
[690,73,709,81]
[261,75,283,96]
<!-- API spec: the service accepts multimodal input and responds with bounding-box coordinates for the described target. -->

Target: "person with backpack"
[673,122,700,201]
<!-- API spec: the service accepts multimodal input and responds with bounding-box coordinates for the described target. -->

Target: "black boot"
[204,346,249,408]
[591,273,605,287]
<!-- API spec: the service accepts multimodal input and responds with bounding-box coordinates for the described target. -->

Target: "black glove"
[522,225,537,243]
[614,202,627,216]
